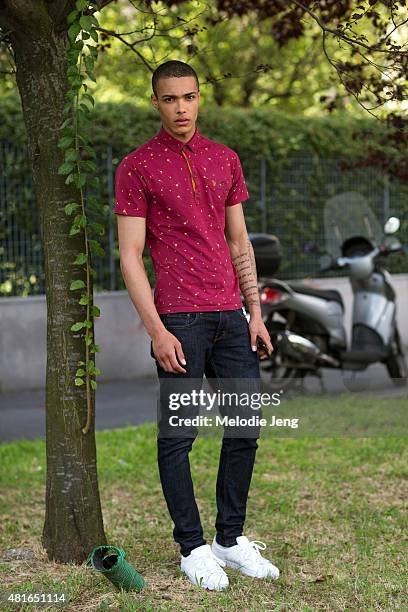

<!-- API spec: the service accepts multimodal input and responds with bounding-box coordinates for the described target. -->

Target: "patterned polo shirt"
[114,124,250,313]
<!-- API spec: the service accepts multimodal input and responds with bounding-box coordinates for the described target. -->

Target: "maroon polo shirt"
[114,124,250,313]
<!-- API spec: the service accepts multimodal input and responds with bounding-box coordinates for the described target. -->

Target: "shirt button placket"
[181,148,198,203]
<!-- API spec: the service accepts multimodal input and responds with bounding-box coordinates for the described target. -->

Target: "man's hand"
[248,314,273,360]
[152,329,187,373]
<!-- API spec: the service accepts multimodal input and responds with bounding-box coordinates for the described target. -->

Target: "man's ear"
[151,93,158,110]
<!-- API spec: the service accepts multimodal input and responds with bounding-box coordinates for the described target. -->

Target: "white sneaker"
[180,544,229,591]
[212,536,280,580]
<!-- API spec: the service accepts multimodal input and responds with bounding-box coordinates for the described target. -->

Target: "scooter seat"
[288,282,344,309]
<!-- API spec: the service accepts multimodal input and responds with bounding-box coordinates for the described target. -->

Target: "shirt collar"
[156,124,201,154]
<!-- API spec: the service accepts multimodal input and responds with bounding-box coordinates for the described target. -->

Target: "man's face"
[151,76,200,141]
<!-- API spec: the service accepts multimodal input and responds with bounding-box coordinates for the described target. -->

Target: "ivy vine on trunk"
[59,0,104,435]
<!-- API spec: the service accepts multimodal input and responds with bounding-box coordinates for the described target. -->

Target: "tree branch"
[97,26,154,71]
[321,30,380,120]
[289,0,405,54]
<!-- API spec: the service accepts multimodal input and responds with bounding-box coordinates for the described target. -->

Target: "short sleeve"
[225,152,250,207]
[113,156,149,218]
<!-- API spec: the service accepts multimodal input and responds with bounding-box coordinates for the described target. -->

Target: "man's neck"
[162,123,196,144]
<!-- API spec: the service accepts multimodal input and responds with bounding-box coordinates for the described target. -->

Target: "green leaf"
[91,305,101,317]
[65,149,79,163]
[76,0,88,9]
[83,93,95,105]
[89,239,105,257]
[77,133,90,145]
[70,279,86,291]
[67,9,79,24]
[64,202,79,215]
[58,136,74,149]
[79,294,89,305]
[75,377,85,386]
[73,213,87,228]
[68,23,81,42]
[63,100,74,113]
[79,103,91,113]
[67,65,80,76]
[73,252,88,265]
[88,221,104,236]
[68,76,83,89]
[91,366,101,376]
[89,45,98,59]
[65,90,77,101]
[80,15,93,31]
[67,49,81,63]
[85,336,93,346]
[58,161,74,175]
[60,118,73,129]
[84,55,94,71]
[65,174,75,185]
[71,40,84,50]
[83,319,93,329]
[82,145,96,158]
[90,379,97,390]
[86,70,96,83]
[73,173,87,188]
[89,28,98,43]
[63,127,75,138]
[81,160,97,173]
[86,195,99,208]
[71,321,85,331]
[87,176,100,189]
[90,344,101,353]
[87,359,95,369]
[69,226,81,236]
[76,368,86,377]
[76,108,89,123]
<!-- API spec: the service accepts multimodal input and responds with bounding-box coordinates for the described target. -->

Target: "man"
[114,60,279,591]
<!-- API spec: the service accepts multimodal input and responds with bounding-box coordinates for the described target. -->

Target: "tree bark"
[2,7,106,563]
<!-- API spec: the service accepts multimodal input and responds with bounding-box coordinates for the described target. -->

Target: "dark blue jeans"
[150,308,261,557]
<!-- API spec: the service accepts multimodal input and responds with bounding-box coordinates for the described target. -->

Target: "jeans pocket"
[163,312,200,328]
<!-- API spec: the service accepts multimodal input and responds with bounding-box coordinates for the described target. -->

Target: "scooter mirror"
[384,216,400,235]
[384,236,402,252]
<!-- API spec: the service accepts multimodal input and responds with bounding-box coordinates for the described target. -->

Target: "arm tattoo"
[231,238,260,311]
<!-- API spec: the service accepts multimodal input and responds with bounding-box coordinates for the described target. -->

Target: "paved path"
[0,365,406,443]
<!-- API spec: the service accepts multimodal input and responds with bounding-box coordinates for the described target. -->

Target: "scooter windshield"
[324,191,383,258]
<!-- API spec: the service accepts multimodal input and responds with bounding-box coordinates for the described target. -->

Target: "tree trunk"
[5,16,106,562]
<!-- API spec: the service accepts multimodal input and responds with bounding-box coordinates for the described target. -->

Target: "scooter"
[249,192,408,391]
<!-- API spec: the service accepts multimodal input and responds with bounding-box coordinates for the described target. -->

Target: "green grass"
[0,393,407,611]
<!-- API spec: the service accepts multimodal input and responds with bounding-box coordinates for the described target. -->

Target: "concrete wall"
[1,275,407,392]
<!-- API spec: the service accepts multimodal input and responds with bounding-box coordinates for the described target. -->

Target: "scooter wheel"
[385,330,408,386]
[385,353,408,386]
[260,367,305,393]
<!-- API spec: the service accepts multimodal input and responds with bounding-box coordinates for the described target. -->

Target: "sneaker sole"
[223,560,279,580]
[181,569,229,591]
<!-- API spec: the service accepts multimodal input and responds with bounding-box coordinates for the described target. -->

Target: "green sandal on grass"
[87,546,146,592]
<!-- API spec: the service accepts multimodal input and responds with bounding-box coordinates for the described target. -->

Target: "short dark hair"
[152,60,199,96]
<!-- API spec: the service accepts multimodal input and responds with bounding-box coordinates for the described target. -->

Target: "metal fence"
[1,142,407,297]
